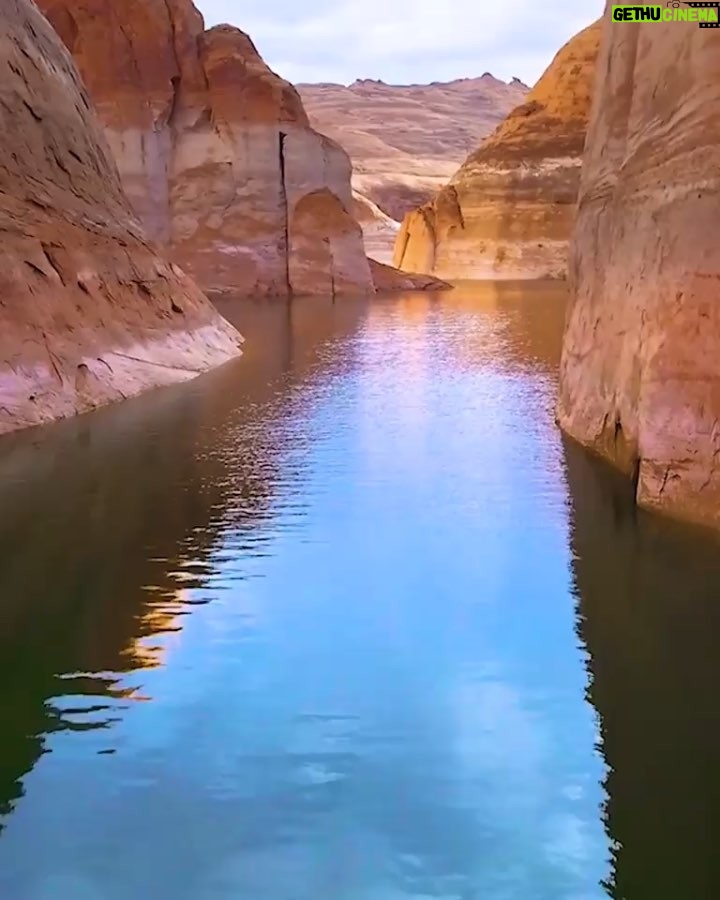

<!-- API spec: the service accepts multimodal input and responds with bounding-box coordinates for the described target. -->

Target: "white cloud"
[195,0,604,86]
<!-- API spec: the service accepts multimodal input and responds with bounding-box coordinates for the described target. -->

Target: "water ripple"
[0,284,614,899]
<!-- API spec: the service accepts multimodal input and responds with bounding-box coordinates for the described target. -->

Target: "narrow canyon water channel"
[1,284,720,899]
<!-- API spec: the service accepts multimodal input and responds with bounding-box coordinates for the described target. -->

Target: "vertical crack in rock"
[34,0,374,298]
[278,130,291,295]
[159,0,184,245]
[325,237,335,298]
[421,208,438,271]
[631,456,641,496]
[394,228,410,269]
[161,0,183,127]
[166,75,181,128]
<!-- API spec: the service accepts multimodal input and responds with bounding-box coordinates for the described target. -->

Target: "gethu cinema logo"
[611,2,720,23]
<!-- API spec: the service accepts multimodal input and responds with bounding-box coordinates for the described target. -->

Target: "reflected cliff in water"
[0,295,367,832]
[377,281,566,374]
[0,283,610,900]
[565,440,720,899]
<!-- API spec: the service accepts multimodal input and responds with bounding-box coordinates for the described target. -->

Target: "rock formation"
[393,22,601,280]
[0,0,241,437]
[368,260,451,293]
[299,76,529,220]
[37,0,374,297]
[351,191,400,264]
[557,7,720,528]
[299,76,528,259]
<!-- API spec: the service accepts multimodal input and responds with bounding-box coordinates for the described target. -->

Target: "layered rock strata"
[299,76,529,221]
[0,0,241,436]
[393,22,601,280]
[37,0,374,297]
[557,7,720,527]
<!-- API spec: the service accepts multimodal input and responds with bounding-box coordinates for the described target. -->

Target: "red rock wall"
[37,0,374,297]
[557,4,720,527]
[0,0,241,436]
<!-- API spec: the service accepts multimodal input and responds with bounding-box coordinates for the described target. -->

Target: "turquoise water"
[0,285,718,898]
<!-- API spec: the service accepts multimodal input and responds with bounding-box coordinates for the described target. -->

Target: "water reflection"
[0,296,367,833]
[0,285,609,899]
[565,439,720,899]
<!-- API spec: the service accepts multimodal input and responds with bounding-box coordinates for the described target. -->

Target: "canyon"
[9,0,718,532]
[37,0,379,297]
[300,76,528,261]
[3,0,720,889]
[393,21,601,280]
[557,9,720,528]
[0,0,241,437]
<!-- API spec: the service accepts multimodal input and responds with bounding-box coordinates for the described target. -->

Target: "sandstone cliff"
[393,22,601,280]
[37,0,374,297]
[557,7,720,527]
[0,0,241,436]
[299,76,528,260]
[299,76,529,220]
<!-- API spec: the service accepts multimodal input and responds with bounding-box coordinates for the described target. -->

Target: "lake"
[0,283,719,899]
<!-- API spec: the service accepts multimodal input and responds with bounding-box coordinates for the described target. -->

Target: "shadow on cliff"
[564,438,720,899]
[0,294,368,834]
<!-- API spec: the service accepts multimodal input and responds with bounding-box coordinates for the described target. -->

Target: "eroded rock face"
[0,0,241,436]
[299,76,529,219]
[351,190,400,264]
[288,188,372,295]
[37,0,374,297]
[299,76,529,260]
[393,22,601,280]
[557,8,720,528]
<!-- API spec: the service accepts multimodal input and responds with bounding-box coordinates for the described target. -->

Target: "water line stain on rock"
[0,0,241,437]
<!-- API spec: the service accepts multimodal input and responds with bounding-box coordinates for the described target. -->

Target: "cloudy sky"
[196,0,604,87]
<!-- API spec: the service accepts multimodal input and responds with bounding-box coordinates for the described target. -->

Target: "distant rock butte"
[393,21,601,280]
[0,0,241,436]
[298,75,528,260]
[37,0,374,297]
[558,9,720,528]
